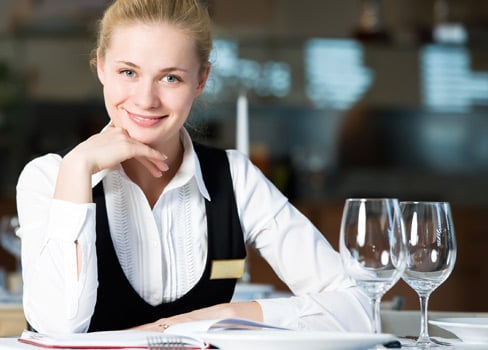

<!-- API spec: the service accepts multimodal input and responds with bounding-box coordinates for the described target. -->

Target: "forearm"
[54,153,93,204]
[132,301,263,332]
[183,301,264,323]
[54,149,99,277]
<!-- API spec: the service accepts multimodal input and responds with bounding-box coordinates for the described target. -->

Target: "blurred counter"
[0,303,24,337]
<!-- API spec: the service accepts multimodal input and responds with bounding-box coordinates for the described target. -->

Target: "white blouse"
[16,129,371,334]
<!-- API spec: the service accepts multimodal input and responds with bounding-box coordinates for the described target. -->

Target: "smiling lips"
[127,111,166,127]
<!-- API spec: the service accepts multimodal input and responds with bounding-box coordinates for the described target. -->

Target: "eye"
[120,69,136,78]
[162,74,181,83]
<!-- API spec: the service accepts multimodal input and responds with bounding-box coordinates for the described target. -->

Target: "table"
[1,309,488,349]
[381,310,488,338]
[0,337,487,349]
[1,335,487,350]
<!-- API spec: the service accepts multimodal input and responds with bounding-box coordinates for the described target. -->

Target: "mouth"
[126,110,167,127]
[133,114,164,121]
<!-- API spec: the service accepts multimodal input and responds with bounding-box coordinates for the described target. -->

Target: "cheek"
[166,89,196,113]
[102,82,128,124]
[103,79,128,104]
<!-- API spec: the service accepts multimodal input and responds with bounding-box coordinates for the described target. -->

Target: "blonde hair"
[90,0,212,73]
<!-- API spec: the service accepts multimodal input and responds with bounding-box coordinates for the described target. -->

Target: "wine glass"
[339,198,406,333]
[400,201,457,347]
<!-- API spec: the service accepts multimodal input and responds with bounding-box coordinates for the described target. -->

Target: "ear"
[195,63,211,96]
[96,49,106,85]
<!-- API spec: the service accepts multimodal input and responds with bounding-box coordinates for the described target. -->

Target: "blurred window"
[304,38,373,110]
[421,45,488,113]
[204,39,291,98]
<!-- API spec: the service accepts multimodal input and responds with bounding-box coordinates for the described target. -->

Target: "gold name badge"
[210,259,246,280]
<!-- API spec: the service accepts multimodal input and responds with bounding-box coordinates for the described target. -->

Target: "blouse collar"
[172,128,211,201]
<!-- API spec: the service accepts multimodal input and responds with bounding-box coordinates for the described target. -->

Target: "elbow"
[23,291,93,334]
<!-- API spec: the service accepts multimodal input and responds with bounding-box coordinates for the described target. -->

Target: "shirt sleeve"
[257,288,371,331]
[16,154,98,333]
[226,150,372,331]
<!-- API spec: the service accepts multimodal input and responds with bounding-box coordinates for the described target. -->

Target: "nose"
[133,80,161,109]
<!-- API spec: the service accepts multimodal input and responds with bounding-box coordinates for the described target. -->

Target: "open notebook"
[18,319,399,350]
[17,318,287,349]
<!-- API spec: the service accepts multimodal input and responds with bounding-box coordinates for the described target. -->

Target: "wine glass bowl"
[339,198,406,333]
[400,201,457,347]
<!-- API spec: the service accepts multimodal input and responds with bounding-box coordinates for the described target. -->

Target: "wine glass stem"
[371,297,382,333]
[418,293,431,344]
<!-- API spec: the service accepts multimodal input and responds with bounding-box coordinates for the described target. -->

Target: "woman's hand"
[69,125,168,178]
[131,301,263,332]
[54,125,168,203]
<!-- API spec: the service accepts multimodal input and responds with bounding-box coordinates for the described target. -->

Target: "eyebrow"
[115,60,189,73]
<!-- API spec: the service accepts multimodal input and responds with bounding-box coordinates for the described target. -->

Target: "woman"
[16,0,371,334]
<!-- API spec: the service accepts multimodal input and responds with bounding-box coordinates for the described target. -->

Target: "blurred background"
[1,0,488,312]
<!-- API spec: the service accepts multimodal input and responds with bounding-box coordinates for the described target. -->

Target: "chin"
[125,129,157,144]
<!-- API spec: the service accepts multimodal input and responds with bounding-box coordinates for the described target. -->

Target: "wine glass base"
[400,337,452,348]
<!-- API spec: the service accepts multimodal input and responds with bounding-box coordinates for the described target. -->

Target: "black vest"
[83,143,246,331]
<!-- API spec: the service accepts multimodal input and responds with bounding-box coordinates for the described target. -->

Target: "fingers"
[95,124,171,177]
[156,322,170,332]
[136,156,169,178]
[129,140,169,177]
[129,319,172,333]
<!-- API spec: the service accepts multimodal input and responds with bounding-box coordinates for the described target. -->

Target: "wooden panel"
[0,305,24,337]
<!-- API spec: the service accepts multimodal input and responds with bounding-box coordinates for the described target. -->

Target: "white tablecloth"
[1,336,488,350]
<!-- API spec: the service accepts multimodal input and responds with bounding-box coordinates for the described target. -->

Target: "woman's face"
[97,22,209,149]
